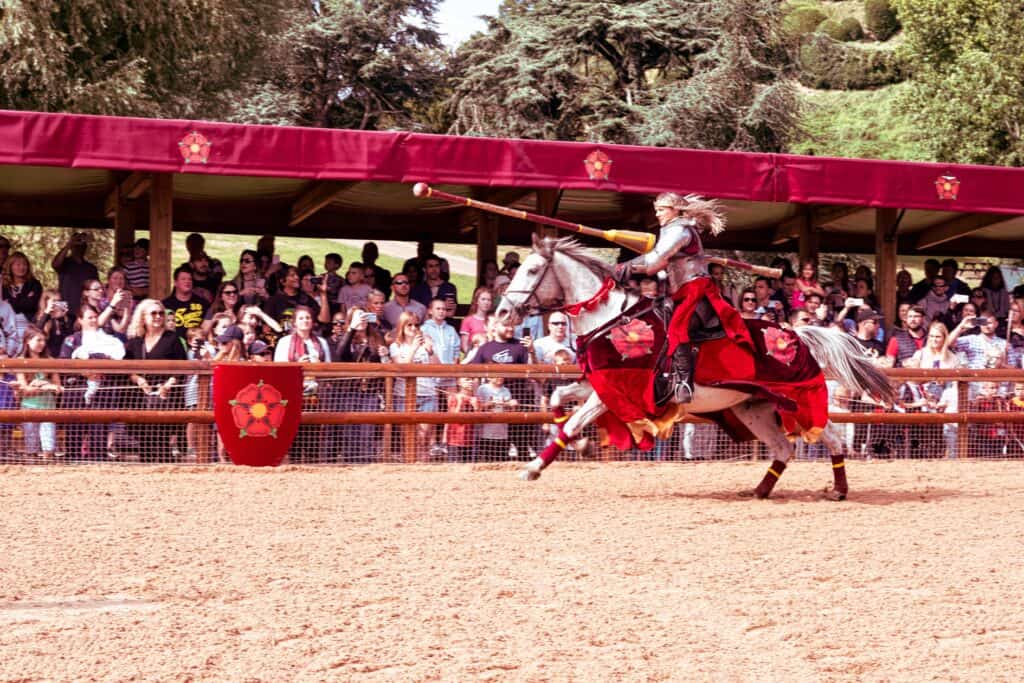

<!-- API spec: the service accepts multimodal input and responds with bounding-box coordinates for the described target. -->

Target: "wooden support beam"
[104,172,152,217]
[289,181,354,227]
[476,212,499,288]
[875,208,899,326]
[774,204,866,244]
[149,173,174,299]
[798,209,819,268]
[112,197,136,255]
[534,189,563,238]
[914,213,1013,250]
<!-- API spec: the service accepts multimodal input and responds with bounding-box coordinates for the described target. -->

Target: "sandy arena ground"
[1,460,1022,682]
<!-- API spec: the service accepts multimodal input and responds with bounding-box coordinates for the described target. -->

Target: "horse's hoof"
[737,489,758,499]
[825,489,847,502]
[519,469,541,482]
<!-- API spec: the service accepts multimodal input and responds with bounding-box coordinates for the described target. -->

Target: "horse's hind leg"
[818,420,849,500]
[731,400,796,499]
[522,382,606,481]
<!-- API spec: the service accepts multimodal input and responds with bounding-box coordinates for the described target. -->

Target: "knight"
[616,192,748,405]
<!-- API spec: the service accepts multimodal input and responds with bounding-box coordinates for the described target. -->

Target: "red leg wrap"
[754,459,787,499]
[539,427,571,466]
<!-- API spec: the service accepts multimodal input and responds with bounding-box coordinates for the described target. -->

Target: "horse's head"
[495,234,566,323]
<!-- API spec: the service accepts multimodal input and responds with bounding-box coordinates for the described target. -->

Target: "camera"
[973,316,991,326]
[364,312,377,323]
[54,300,69,312]
[310,276,323,287]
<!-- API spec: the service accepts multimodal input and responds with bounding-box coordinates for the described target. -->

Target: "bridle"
[501,255,565,317]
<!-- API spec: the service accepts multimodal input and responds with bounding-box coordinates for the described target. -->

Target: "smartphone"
[973,316,990,325]
[54,300,69,311]
[364,313,377,323]
[845,297,864,307]
[309,276,323,287]
[950,293,969,304]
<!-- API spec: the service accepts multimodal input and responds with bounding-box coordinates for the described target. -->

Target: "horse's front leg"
[522,382,606,481]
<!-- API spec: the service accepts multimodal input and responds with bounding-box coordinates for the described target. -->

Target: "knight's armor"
[626,216,715,405]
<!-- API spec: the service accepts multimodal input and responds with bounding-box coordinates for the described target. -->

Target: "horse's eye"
[527,267,539,276]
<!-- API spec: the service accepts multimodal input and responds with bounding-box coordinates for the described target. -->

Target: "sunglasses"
[148,311,166,317]
[393,280,410,285]
[240,258,255,264]
[742,297,756,302]
[222,290,239,295]
[550,321,567,326]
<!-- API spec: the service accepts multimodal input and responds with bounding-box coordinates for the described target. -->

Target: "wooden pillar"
[797,208,819,269]
[476,212,499,287]
[875,208,899,326]
[149,173,174,300]
[535,189,561,238]
[111,187,136,253]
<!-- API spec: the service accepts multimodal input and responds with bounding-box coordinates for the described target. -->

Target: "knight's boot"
[670,343,695,404]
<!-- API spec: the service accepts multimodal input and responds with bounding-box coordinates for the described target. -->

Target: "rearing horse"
[496,235,895,499]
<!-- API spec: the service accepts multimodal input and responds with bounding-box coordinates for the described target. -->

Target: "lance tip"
[412,182,430,198]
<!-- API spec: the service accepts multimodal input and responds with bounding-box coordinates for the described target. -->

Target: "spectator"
[232,249,268,306]
[753,276,774,310]
[738,288,759,320]
[909,258,941,303]
[480,259,499,290]
[980,266,1009,321]
[60,303,126,459]
[296,255,315,274]
[851,310,886,359]
[337,261,371,311]
[213,324,246,362]
[15,326,62,461]
[264,266,326,332]
[362,242,391,295]
[402,240,449,284]
[162,267,209,337]
[3,251,43,337]
[389,311,439,460]
[476,375,516,460]
[184,252,220,303]
[125,300,187,462]
[298,271,333,331]
[771,273,796,317]
[896,269,914,306]
[323,253,344,307]
[0,292,19,357]
[969,382,1007,457]
[1007,383,1024,456]
[948,308,1005,371]
[411,254,457,308]
[788,307,812,328]
[182,233,225,281]
[123,238,150,300]
[804,292,828,325]
[382,274,426,329]
[327,306,389,462]
[201,281,244,334]
[445,377,480,462]
[465,316,538,459]
[793,259,825,312]
[422,297,461,455]
[51,231,99,315]
[708,262,737,306]
[886,305,927,367]
[912,320,961,458]
[1007,301,1024,372]
[99,269,133,336]
[850,276,879,311]
[276,305,331,462]
[500,251,520,279]
[919,275,952,325]
[940,258,971,298]
[534,311,576,363]
[825,261,850,300]
[35,289,73,358]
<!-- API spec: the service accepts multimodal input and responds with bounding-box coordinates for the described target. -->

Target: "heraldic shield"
[213,363,303,466]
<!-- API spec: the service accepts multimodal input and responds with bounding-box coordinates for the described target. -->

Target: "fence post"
[196,373,212,464]
[404,379,417,464]
[957,381,969,458]
[383,377,393,462]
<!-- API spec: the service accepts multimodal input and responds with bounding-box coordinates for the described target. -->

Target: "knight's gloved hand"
[613,262,633,285]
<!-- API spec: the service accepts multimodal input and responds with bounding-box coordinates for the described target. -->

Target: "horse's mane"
[535,236,615,280]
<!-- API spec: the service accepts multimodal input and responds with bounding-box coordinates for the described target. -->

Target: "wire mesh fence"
[1,360,1023,464]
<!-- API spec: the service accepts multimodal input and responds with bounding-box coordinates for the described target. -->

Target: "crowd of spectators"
[1,229,1021,463]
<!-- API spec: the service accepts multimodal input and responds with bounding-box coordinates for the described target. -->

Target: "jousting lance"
[411,183,782,279]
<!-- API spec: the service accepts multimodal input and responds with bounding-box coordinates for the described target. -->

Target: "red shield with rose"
[213,364,303,466]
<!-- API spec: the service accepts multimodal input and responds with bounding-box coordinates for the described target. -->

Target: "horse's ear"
[531,233,543,251]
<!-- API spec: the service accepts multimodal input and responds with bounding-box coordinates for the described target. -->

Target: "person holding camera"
[51,232,99,316]
[3,251,43,336]
[34,289,73,357]
[264,266,329,334]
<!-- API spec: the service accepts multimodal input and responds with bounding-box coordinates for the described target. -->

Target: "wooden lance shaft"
[412,183,656,254]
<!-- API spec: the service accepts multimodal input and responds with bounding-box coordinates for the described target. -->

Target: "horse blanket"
[577,303,828,450]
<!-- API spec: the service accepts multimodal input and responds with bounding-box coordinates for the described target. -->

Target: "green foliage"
[0,0,292,120]
[782,5,828,42]
[448,0,800,152]
[790,83,932,160]
[798,34,905,89]
[864,0,900,41]
[838,17,865,41]
[893,1,1024,165]
[0,227,113,290]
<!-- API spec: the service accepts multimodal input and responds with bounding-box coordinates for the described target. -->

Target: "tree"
[0,0,292,120]
[446,0,799,152]
[894,1,1024,166]
[228,0,446,130]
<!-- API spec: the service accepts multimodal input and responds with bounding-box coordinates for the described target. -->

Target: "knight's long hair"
[655,192,726,236]
[793,325,897,406]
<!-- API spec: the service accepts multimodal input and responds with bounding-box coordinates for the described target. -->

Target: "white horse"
[496,235,895,499]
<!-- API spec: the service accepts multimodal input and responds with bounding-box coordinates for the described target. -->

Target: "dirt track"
[2,461,1022,682]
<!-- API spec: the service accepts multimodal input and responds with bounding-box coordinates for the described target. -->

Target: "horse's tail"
[793,326,897,406]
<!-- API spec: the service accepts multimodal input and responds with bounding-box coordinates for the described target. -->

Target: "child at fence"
[1007,382,1024,456]
[445,377,479,462]
[476,375,517,460]
[15,326,62,461]
[968,381,1007,457]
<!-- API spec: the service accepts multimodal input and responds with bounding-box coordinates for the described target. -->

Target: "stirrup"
[672,375,694,404]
